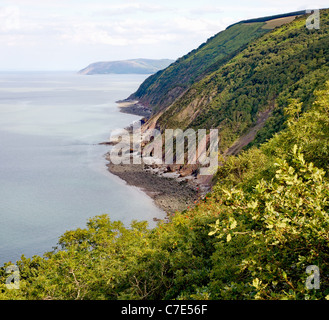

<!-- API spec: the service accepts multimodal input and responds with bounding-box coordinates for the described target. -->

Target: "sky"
[0,0,327,71]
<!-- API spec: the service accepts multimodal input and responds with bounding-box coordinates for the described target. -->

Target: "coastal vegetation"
[128,22,270,111]
[1,9,329,300]
[154,10,329,152]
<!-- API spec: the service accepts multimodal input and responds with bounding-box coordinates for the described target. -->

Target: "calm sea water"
[0,71,164,265]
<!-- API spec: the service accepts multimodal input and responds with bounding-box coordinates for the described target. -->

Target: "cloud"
[189,6,224,16]
[54,14,229,48]
[91,2,172,16]
[0,6,21,32]
[172,17,227,36]
[58,19,175,46]
[2,0,329,70]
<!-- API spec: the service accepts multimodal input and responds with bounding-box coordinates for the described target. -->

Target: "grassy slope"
[155,11,329,152]
[2,11,329,301]
[129,22,269,112]
[2,83,329,300]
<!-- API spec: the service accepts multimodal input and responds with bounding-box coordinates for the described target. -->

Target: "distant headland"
[78,58,174,75]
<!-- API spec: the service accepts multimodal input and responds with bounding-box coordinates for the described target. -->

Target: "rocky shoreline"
[106,160,200,215]
[103,100,213,216]
[116,99,152,118]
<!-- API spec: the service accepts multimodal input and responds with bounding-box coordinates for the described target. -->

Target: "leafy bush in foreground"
[1,82,329,301]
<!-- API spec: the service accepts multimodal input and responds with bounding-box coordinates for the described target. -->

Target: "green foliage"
[214,81,329,192]
[3,139,329,301]
[263,81,329,172]
[0,210,219,300]
[2,11,329,301]
[156,10,329,152]
[130,22,269,111]
[209,147,329,299]
[213,147,275,192]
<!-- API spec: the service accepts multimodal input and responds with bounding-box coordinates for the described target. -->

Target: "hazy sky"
[0,0,327,71]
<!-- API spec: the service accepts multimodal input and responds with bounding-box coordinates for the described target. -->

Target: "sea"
[0,71,164,265]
